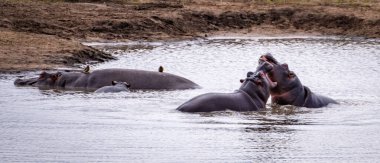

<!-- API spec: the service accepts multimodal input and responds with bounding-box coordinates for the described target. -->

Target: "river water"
[1,36,379,162]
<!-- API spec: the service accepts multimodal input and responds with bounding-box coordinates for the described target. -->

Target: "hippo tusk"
[263,73,277,88]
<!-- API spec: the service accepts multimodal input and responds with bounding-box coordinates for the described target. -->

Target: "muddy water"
[1,37,380,162]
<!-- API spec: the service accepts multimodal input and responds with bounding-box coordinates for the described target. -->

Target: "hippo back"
[94,85,129,93]
[86,69,199,90]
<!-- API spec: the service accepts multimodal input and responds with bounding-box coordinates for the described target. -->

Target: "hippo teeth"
[263,73,277,88]
[272,82,278,87]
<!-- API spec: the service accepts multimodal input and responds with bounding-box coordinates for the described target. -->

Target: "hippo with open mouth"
[259,53,337,108]
[14,68,200,91]
[177,61,277,112]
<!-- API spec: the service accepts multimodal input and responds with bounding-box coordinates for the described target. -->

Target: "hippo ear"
[240,79,245,83]
[124,82,131,88]
[247,71,254,77]
[282,63,289,69]
[51,73,61,81]
[112,81,118,85]
[39,71,48,79]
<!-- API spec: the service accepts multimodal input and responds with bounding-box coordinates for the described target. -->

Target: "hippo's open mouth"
[258,56,277,83]
[255,60,278,88]
[259,53,279,65]
[261,71,277,88]
[259,53,296,84]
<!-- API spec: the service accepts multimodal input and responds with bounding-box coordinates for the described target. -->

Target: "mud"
[0,1,379,71]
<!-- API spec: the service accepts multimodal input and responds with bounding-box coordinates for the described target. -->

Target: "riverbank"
[0,0,379,72]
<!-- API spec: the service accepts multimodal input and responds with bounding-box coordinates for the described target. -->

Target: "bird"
[83,65,90,74]
[158,66,164,73]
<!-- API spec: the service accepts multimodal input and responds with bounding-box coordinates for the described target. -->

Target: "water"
[1,36,380,162]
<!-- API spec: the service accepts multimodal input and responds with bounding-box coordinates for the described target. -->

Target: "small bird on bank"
[83,65,90,74]
[158,66,164,73]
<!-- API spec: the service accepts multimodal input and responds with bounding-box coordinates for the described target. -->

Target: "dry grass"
[3,0,379,10]
[0,29,84,71]
[187,0,380,8]
[6,0,380,5]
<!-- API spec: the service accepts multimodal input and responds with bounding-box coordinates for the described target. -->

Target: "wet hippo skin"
[14,68,200,91]
[260,53,337,108]
[94,81,131,93]
[177,62,276,112]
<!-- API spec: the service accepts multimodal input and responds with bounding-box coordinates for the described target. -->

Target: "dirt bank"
[0,29,114,73]
[0,0,379,72]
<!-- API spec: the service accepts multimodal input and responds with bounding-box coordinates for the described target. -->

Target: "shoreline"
[0,0,379,72]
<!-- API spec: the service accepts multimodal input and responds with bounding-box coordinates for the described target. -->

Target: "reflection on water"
[1,37,380,162]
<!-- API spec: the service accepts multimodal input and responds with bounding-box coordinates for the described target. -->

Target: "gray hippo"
[259,53,337,108]
[14,68,200,91]
[94,81,131,93]
[177,62,277,112]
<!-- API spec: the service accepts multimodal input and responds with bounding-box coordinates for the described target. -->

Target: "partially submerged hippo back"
[260,53,337,108]
[94,81,131,93]
[83,69,199,90]
[14,68,200,91]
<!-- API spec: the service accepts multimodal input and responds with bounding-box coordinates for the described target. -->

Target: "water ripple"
[1,37,380,162]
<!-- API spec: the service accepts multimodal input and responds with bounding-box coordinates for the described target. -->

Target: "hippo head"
[14,71,62,88]
[239,61,277,102]
[111,81,131,88]
[259,53,301,95]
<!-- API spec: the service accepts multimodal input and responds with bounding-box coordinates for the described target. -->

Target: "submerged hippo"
[94,81,131,93]
[177,62,277,112]
[14,68,200,91]
[259,53,337,108]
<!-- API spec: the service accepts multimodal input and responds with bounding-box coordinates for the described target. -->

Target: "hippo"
[259,53,337,108]
[14,68,200,91]
[177,62,277,112]
[94,81,131,93]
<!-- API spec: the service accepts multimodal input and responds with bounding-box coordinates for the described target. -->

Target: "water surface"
[1,36,380,162]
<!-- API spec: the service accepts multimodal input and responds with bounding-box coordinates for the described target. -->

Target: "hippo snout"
[257,60,274,74]
[259,53,279,65]
[14,78,38,86]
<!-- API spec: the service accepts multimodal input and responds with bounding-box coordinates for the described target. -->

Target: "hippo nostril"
[282,63,289,69]
[288,71,296,78]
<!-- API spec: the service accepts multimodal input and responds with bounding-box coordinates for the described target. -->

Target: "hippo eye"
[254,80,263,85]
[39,72,48,79]
[288,71,296,78]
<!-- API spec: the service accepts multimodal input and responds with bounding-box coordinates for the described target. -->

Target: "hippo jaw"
[259,53,300,95]
[240,64,278,103]
[256,60,278,89]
